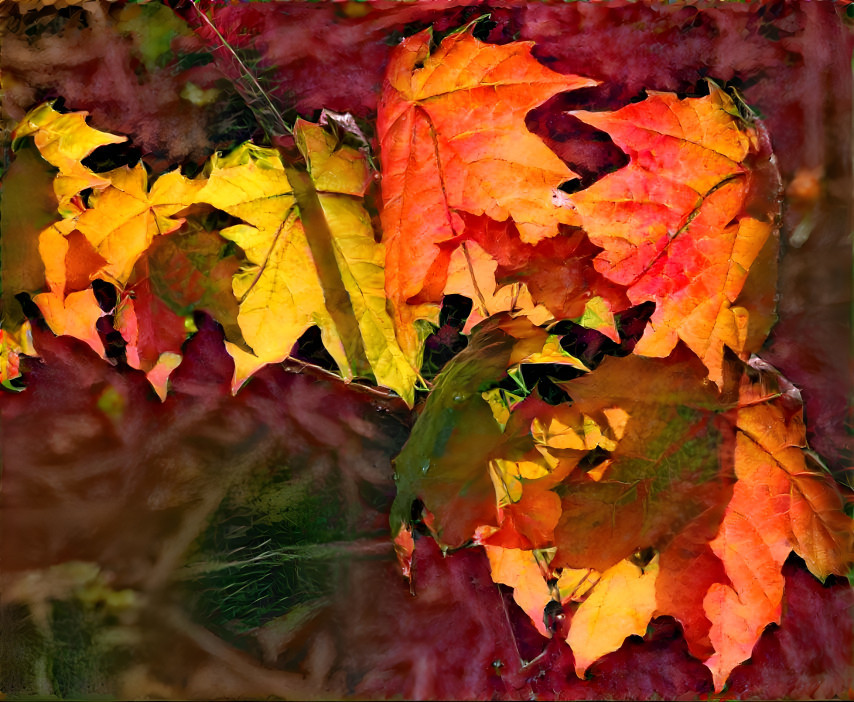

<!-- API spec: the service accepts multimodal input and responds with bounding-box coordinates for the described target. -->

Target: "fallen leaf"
[484,545,556,637]
[197,121,417,403]
[569,88,782,386]
[703,361,854,691]
[568,555,659,677]
[11,102,127,209]
[74,165,204,286]
[378,29,594,361]
[551,351,730,573]
[459,213,629,323]
[33,288,105,358]
[115,269,188,398]
[144,226,243,345]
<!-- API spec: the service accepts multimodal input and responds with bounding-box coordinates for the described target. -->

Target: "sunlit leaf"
[703,360,854,691]
[378,29,594,363]
[568,88,781,386]
[444,240,553,333]
[568,556,659,677]
[197,122,418,403]
[12,102,127,209]
[74,165,204,286]
[33,288,105,358]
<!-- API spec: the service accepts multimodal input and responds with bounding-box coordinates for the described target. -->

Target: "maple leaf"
[71,164,204,287]
[550,350,730,573]
[38,212,104,298]
[115,270,188,400]
[32,288,105,358]
[457,212,629,325]
[568,555,659,677]
[702,359,854,691]
[378,29,595,362]
[144,226,243,345]
[11,102,127,211]
[568,88,782,387]
[196,120,418,404]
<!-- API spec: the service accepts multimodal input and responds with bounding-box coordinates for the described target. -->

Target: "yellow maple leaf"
[71,165,204,286]
[12,102,127,211]
[567,555,659,677]
[197,121,418,404]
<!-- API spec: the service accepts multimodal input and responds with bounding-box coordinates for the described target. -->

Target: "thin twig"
[190,0,291,138]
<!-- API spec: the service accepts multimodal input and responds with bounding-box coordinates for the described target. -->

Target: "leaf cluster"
[1,15,852,694]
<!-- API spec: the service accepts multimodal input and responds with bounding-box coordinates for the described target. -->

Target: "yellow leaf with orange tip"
[568,555,659,677]
[197,122,417,403]
[12,102,127,211]
[568,88,781,387]
[32,289,105,358]
[378,28,594,364]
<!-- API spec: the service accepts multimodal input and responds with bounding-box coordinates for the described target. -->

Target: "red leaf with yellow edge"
[568,88,782,387]
[378,29,595,361]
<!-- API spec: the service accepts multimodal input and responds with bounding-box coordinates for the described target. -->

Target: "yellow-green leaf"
[196,122,418,404]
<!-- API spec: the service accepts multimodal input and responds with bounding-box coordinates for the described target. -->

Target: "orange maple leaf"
[378,29,594,362]
[568,88,781,387]
[703,360,854,691]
